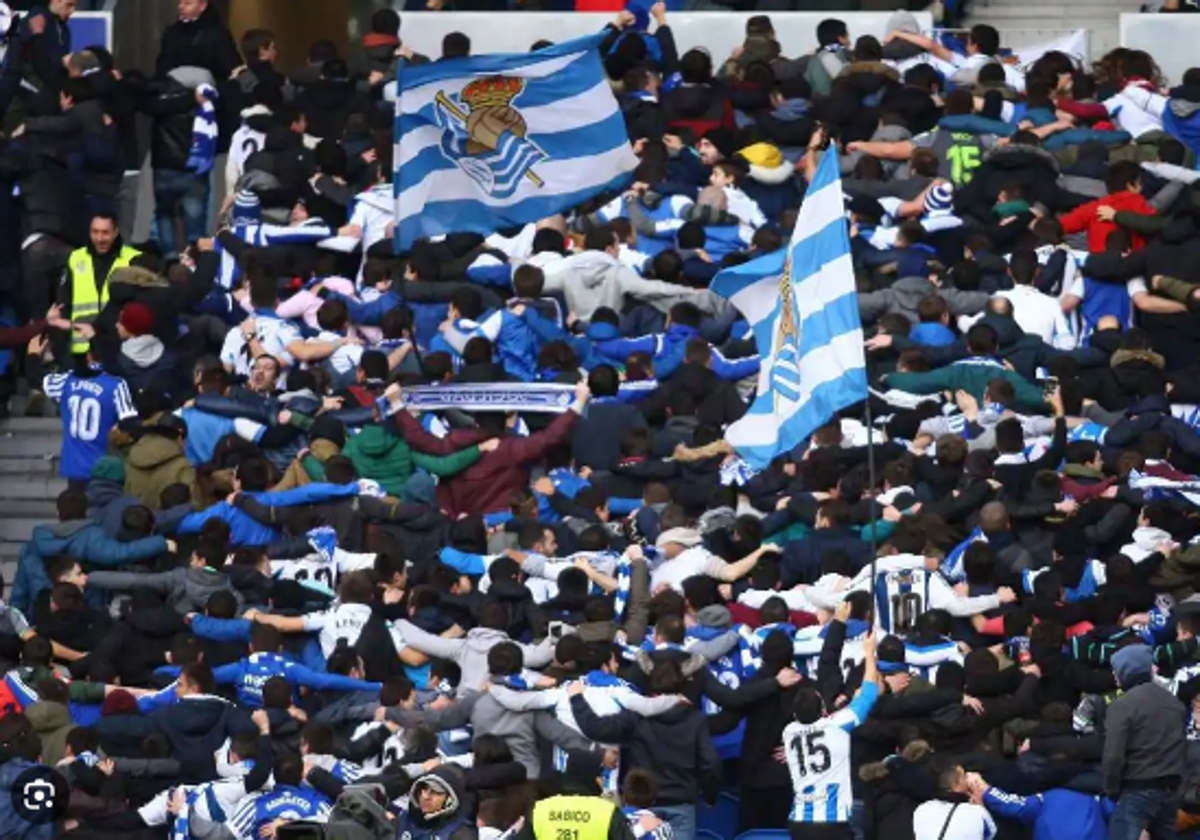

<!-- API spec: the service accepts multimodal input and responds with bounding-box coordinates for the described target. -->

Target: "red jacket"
[394,409,579,516]
[1058,191,1154,253]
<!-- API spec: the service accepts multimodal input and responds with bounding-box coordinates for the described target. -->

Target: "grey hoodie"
[540,251,731,321]
[391,622,554,696]
[859,276,990,325]
[384,690,592,778]
[87,565,243,615]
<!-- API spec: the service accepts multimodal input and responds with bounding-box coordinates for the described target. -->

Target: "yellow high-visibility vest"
[68,244,139,354]
[530,795,615,840]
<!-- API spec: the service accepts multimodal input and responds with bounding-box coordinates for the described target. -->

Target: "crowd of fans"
[5,2,1200,840]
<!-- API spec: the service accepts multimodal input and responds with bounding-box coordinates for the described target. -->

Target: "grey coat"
[1101,679,1187,795]
[86,566,243,616]
[859,276,990,325]
[384,692,593,777]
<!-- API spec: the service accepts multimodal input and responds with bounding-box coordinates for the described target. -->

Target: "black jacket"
[95,693,257,782]
[571,399,647,472]
[570,693,722,805]
[155,4,241,86]
[4,134,86,244]
[141,76,198,171]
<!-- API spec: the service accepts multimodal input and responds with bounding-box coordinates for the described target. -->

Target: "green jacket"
[342,425,480,496]
[886,357,1046,410]
[12,665,106,704]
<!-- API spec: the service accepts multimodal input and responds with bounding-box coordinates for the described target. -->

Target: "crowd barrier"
[1120,13,1198,85]
[393,11,932,66]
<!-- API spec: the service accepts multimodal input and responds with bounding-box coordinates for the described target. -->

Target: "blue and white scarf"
[941,526,986,583]
[186,84,218,174]
[719,455,759,487]
[402,383,575,413]
[613,554,634,621]
[307,526,338,564]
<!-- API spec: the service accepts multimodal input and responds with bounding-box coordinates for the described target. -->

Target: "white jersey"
[227,121,267,195]
[913,800,996,840]
[270,548,375,596]
[872,567,934,635]
[302,602,373,657]
[783,682,878,823]
[792,625,867,681]
[350,721,406,772]
[219,312,303,374]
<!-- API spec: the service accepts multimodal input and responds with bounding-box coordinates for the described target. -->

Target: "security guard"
[62,213,141,355]
[516,751,637,840]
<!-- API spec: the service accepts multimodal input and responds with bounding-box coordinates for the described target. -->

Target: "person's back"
[982,785,1110,840]
[1102,647,1187,794]
[572,367,646,471]
[913,799,995,840]
[44,367,136,481]
[624,699,720,808]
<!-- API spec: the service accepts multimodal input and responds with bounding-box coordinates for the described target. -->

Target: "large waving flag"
[393,33,638,250]
[710,151,866,469]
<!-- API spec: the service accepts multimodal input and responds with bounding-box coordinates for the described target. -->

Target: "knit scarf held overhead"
[186,84,218,175]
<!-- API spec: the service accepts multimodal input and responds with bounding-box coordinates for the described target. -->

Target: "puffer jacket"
[26,701,73,765]
[11,520,168,614]
[342,424,480,497]
[125,433,201,509]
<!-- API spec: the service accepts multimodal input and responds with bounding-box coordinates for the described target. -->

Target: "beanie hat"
[702,128,736,160]
[308,414,346,449]
[119,302,154,337]
[232,190,262,225]
[90,456,126,484]
[738,142,783,169]
[923,182,954,216]
[1111,644,1153,687]
[101,689,138,716]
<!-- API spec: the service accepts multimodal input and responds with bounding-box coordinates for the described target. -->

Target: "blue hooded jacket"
[12,521,167,614]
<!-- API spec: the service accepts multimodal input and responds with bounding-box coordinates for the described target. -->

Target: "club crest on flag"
[434,75,546,198]
[771,264,803,412]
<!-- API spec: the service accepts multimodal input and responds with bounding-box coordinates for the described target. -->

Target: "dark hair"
[816,18,848,47]
[588,365,620,397]
[968,24,1000,56]
[488,641,523,676]
[56,489,87,522]
[443,31,471,59]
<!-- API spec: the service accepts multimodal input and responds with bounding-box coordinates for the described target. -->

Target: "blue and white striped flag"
[393,33,638,249]
[710,151,867,469]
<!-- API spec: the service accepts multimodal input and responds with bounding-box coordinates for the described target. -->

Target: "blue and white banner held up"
[710,150,867,469]
[393,33,638,250]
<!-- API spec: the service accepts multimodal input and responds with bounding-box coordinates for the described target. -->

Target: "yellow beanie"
[738,142,783,169]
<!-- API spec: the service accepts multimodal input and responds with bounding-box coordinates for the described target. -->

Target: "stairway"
[965,0,1144,61]
[0,417,66,589]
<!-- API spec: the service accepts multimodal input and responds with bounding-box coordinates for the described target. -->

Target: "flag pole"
[865,391,878,620]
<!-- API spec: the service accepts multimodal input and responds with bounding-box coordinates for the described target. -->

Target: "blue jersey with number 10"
[44,370,137,480]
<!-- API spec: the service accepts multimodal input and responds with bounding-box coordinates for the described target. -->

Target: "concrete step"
[0,519,47,545]
[0,476,67,500]
[0,500,59,519]
[0,434,65,460]
[0,458,59,476]
[0,418,63,434]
